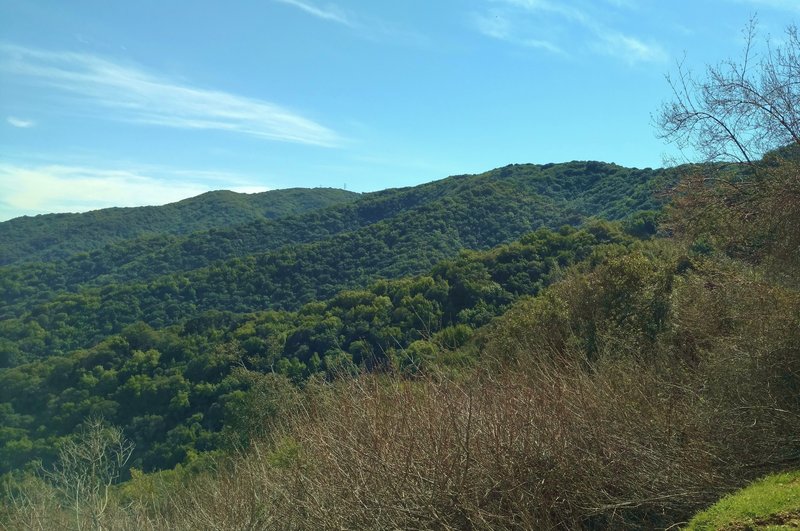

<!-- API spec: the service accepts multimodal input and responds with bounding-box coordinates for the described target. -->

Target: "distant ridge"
[0,188,359,265]
[0,160,671,363]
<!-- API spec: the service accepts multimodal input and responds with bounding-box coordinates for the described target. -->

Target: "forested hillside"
[3,144,797,528]
[0,161,666,366]
[1,162,664,297]
[0,187,359,265]
[0,222,647,474]
[0,157,668,474]
[3,20,800,528]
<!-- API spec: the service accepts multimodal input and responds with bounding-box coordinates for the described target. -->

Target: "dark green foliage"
[0,224,639,474]
[0,161,668,364]
[0,160,668,479]
[0,188,358,265]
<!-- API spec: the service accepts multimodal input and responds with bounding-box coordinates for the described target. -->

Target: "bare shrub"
[657,19,800,165]
[129,455,294,530]
[264,355,739,529]
[1,418,134,531]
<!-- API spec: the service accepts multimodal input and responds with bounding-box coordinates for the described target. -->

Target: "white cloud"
[595,31,667,64]
[473,11,566,55]
[6,116,35,128]
[0,162,267,221]
[230,186,271,194]
[273,0,353,26]
[477,0,667,64]
[728,0,800,12]
[604,0,638,8]
[272,0,428,46]
[0,44,342,147]
[521,38,567,55]
[495,0,590,24]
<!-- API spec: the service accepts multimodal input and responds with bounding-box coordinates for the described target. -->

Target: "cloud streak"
[728,0,800,12]
[0,161,269,221]
[272,0,428,47]
[473,11,566,54]
[595,31,667,64]
[6,116,35,128]
[0,44,342,147]
[476,0,666,64]
[273,0,354,26]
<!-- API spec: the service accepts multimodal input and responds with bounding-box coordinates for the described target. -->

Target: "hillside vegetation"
[0,188,358,265]
[2,22,800,529]
[2,149,797,529]
[0,187,359,265]
[0,161,666,366]
[0,221,655,473]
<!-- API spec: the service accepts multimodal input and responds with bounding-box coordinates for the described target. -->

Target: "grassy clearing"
[686,470,800,530]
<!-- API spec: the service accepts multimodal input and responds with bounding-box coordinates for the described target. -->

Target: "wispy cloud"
[274,0,354,26]
[0,161,269,221]
[473,11,566,54]
[595,31,667,64]
[520,38,567,55]
[475,0,666,64]
[0,44,342,147]
[727,0,800,12]
[604,0,638,8]
[6,116,35,128]
[503,0,588,22]
[272,0,428,46]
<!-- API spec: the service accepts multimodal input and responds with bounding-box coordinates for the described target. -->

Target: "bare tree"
[655,18,800,272]
[657,17,800,165]
[44,417,134,530]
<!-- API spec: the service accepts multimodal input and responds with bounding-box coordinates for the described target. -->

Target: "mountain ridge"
[0,187,359,265]
[0,160,669,365]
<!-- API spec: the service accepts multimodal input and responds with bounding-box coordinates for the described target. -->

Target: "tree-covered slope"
[0,159,669,472]
[0,162,667,364]
[0,187,359,265]
[0,223,642,474]
[2,162,665,299]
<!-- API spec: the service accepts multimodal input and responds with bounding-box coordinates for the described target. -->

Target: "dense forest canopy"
[0,188,359,265]
[0,222,648,473]
[0,161,667,367]
[0,159,666,474]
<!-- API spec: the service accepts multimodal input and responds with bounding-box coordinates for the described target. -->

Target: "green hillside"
[0,187,359,265]
[2,150,797,529]
[0,223,640,474]
[1,148,798,528]
[0,161,667,366]
[0,159,670,476]
[2,162,665,299]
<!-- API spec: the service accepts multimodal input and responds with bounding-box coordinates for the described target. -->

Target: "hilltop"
[0,187,359,265]
[0,161,666,364]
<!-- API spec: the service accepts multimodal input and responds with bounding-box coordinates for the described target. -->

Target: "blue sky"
[0,0,798,220]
